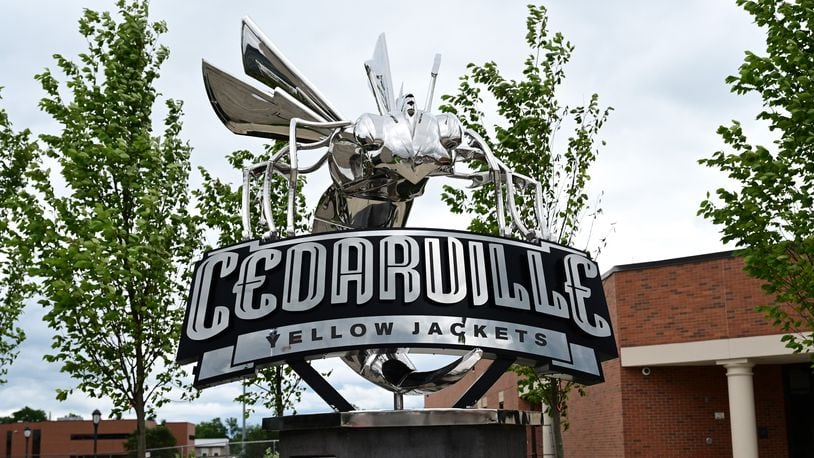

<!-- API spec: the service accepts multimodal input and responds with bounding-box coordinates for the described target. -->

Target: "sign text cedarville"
[176,229,618,387]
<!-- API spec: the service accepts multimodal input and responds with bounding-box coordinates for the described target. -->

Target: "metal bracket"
[287,359,355,412]
[452,357,515,409]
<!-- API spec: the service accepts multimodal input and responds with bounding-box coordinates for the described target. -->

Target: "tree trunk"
[274,366,284,417]
[135,335,147,458]
[135,388,147,458]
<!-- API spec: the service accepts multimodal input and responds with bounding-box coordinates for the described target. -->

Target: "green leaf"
[439,6,611,454]
[22,2,200,457]
[698,0,814,360]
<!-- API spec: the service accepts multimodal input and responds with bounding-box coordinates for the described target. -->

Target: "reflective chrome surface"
[203,17,557,398]
[342,348,482,395]
[364,34,395,115]
[242,17,343,122]
[264,409,542,431]
[341,408,542,427]
[202,61,332,142]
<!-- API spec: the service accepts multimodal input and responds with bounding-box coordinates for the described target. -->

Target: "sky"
[0,1,772,428]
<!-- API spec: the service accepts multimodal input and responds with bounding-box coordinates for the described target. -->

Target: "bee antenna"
[424,54,442,112]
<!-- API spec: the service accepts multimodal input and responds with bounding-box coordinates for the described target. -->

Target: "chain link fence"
[150,440,279,458]
[5,440,280,458]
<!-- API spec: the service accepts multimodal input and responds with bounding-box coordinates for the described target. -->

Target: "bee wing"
[364,33,395,115]
[241,17,343,122]
[203,60,333,142]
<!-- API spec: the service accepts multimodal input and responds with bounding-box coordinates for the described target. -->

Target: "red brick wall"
[563,272,624,457]
[424,359,533,411]
[564,253,790,456]
[0,419,144,456]
[0,419,194,456]
[613,254,776,347]
[423,359,488,408]
[619,365,732,457]
[427,362,790,458]
[563,358,624,457]
[564,362,789,457]
[166,421,195,446]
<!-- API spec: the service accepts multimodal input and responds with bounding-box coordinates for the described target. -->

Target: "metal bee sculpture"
[203,18,552,400]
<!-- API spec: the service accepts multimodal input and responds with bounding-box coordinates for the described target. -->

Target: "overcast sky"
[0,1,771,428]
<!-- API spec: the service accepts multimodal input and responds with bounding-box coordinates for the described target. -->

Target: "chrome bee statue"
[203,18,551,401]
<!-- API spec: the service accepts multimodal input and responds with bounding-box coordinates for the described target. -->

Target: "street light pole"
[92,409,101,458]
[23,427,31,458]
[242,381,247,458]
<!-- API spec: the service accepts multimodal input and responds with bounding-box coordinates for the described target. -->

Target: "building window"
[70,433,130,441]
[32,429,41,458]
[5,431,11,458]
[498,391,505,409]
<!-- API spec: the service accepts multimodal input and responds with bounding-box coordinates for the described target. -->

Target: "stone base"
[264,409,541,458]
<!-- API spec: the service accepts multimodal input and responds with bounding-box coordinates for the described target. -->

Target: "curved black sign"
[177,229,617,387]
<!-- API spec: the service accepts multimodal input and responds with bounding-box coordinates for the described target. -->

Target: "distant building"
[0,418,194,457]
[194,437,230,457]
[426,251,813,457]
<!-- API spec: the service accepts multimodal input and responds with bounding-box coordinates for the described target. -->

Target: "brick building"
[426,250,813,457]
[0,419,194,457]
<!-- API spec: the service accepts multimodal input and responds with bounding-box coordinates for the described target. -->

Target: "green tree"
[699,0,814,356]
[241,424,278,458]
[243,423,276,441]
[195,417,275,457]
[237,363,305,417]
[441,6,611,249]
[124,423,176,458]
[440,5,611,457]
[31,2,198,457]
[195,417,229,439]
[0,406,48,423]
[194,147,309,246]
[513,366,585,436]
[194,146,308,417]
[224,416,241,439]
[0,91,39,384]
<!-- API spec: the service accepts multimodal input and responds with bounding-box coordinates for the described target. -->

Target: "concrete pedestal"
[264,409,541,458]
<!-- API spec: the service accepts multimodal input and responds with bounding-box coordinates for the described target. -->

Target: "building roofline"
[602,249,737,280]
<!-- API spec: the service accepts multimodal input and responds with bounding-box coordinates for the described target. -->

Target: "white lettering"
[233,248,281,320]
[282,242,326,312]
[332,238,374,304]
[563,254,611,337]
[468,242,488,306]
[425,237,467,304]
[187,252,238,340]
[489,243,530,310]
[380,236,420,303]
[528,251,568,318]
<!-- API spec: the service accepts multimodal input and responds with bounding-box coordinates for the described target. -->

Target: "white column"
[718,359,758,458]
[542,406,556,457]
